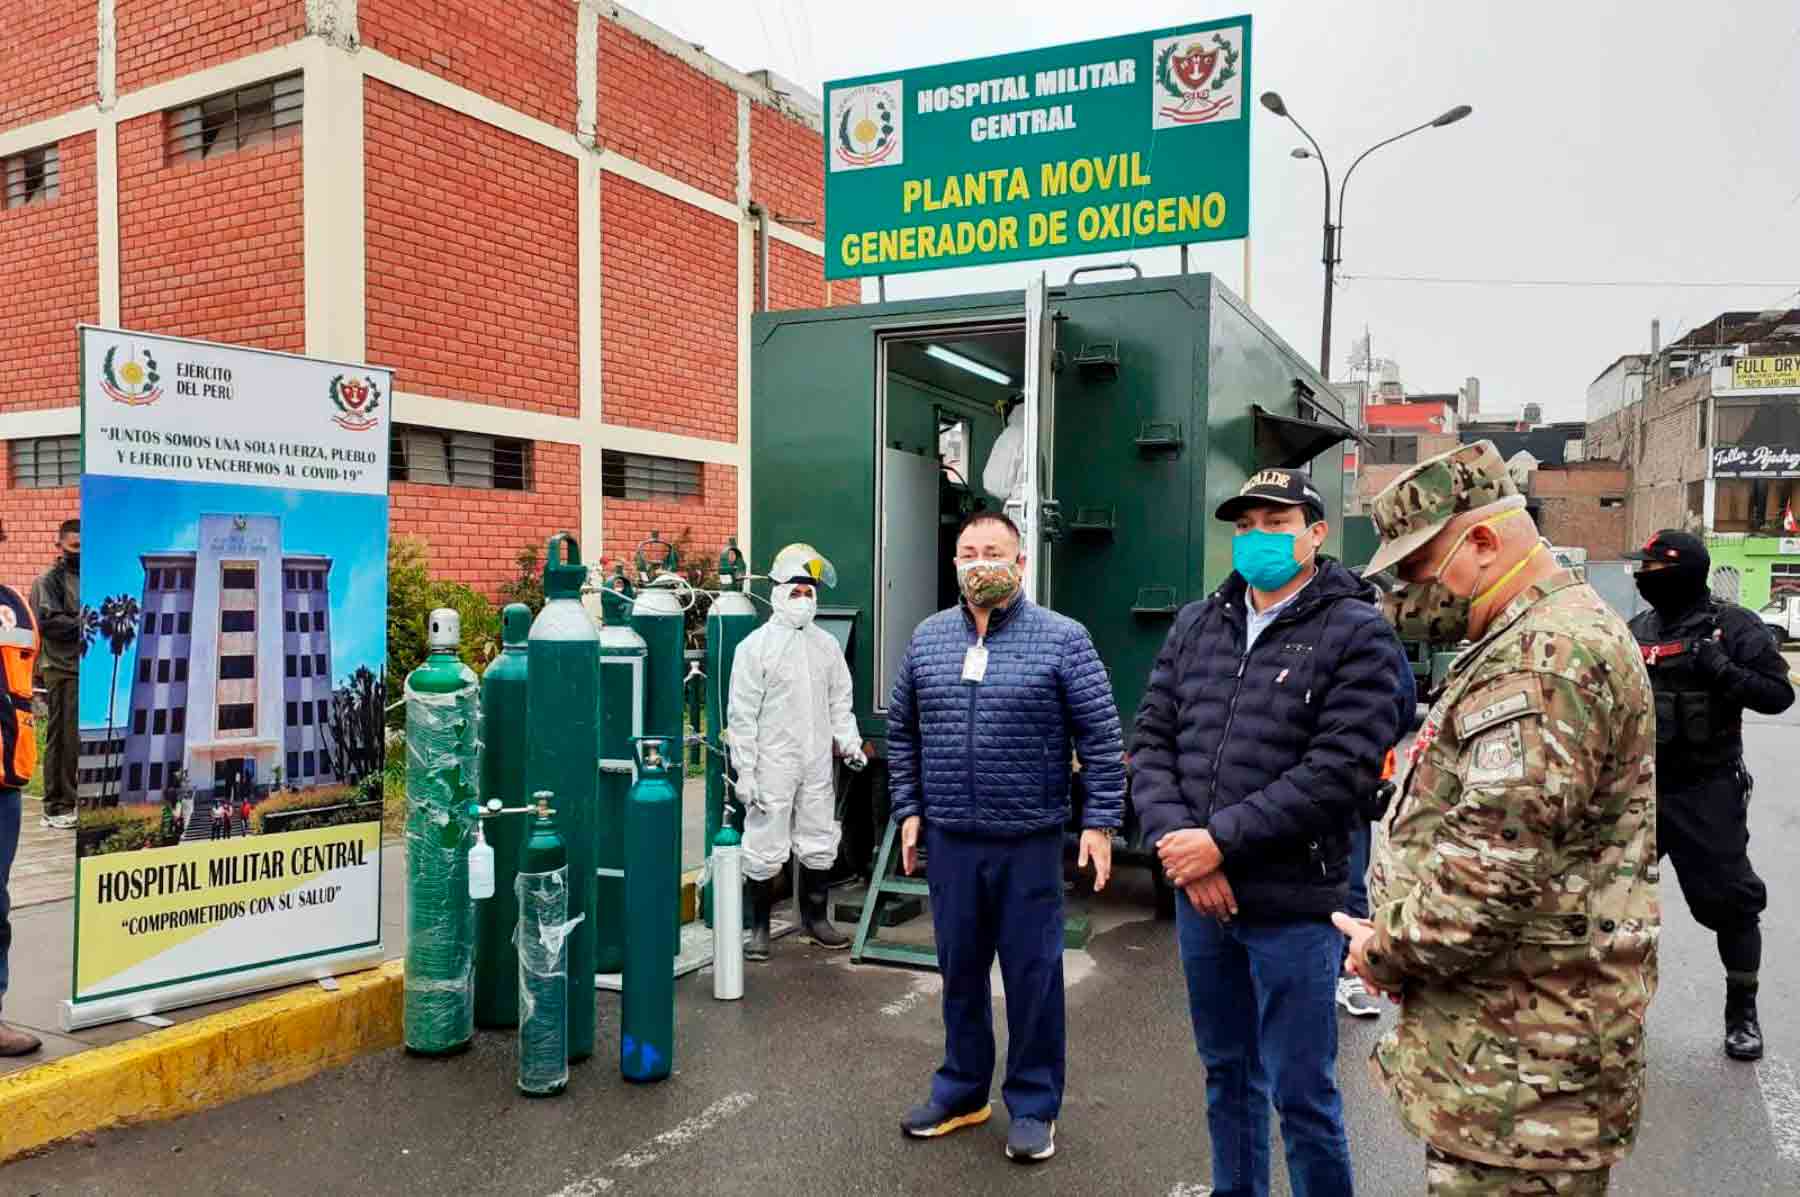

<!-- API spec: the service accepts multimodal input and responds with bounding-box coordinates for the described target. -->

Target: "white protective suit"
[727,584,862,882]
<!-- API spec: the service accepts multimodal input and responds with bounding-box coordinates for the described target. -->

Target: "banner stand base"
[60,945,388,1032]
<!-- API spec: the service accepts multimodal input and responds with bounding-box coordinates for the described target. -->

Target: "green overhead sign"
[822,16,1251,279]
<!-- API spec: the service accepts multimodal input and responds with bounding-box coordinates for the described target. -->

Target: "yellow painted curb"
[0,960,403,1163]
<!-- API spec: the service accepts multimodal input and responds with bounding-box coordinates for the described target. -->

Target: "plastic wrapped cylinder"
[516,867,577,1097]
[403,654,480,1056]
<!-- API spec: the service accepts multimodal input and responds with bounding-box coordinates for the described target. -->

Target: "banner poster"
[66,327,392,1029]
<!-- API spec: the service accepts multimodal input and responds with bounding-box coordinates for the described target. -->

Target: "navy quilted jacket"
[1130,558,1405,920]
[888,598,1125,836]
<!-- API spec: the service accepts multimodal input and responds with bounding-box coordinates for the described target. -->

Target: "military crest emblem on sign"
[830,81,904,172]
[329,374,383,432]
[100,345,163,406]
[1152,27,1244,128]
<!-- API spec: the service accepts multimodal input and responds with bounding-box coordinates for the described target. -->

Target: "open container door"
[1006,273,1058,606]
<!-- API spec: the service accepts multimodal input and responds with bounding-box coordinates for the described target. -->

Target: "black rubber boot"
[746,877,773,962]
[799,866,850,950]
[1725,977,1763,1061]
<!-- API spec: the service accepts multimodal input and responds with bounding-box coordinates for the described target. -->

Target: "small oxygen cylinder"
[517,792,571,1097]
[473,603,532,1029]
[622,738,679,1083]
[711,823,744,1001]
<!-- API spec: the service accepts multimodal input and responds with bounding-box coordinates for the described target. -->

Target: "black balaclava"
[1635,563,1707,615]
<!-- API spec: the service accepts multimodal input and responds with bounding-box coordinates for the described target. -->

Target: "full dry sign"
[823,16,1251,278]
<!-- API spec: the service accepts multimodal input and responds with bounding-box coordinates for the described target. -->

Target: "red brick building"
[0,0,846,597]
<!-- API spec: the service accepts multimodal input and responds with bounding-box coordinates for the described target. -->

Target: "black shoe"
[746,877,772,962]
[901,1099,991,1138]
[1725,979,1763,1061]
[799,865,850,950]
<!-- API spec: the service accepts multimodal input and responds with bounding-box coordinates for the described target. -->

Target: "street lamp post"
[1258,92,1472,377]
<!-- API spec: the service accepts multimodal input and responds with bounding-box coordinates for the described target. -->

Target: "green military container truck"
[750,268,1356,902]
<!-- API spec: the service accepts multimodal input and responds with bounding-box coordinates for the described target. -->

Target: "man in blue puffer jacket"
[1132,469,1405,1197]
[888,511,1125,1166]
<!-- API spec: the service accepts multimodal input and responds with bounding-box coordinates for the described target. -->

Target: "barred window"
[601,450,702,501]
[390,425,531,490]
[218,703,255,732]
[8,435,79,488]
[3,143,60,208]
[166,74,302,163]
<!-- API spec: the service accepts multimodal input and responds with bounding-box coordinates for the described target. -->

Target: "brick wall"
[0,132,97,413]
[1533,463,1629,559]
[0,480,76,597]
[748,102,820,227]
[117,0,307,94]
[390,439,580,596]
[360,0,576,132]
[117,111,304,351]
[601,462,737,569]
[597,19,736,200]
[767,238,828,311]
[1627,373,1710,545]
[0,0,94,132]
[365,81,580,414]
[600,174,736,439]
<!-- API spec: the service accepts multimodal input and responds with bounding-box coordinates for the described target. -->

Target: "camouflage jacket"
[1366,569,1659,1171]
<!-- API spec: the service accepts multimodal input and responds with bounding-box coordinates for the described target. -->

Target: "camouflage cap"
[1364,440,1520,575]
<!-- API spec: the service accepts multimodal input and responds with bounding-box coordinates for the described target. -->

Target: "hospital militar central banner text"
[68,326,392,1029]
[823,15,1251,278]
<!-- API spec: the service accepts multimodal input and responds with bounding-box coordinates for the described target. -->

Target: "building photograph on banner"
[823,16,1251,278]
[68,327,391,1029]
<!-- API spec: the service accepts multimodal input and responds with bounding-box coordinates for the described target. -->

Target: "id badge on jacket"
[961,644,988,684]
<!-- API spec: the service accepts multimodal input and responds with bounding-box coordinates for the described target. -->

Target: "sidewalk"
[3,778,710,1080]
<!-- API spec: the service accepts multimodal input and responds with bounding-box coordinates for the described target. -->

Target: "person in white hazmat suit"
[727,543,869,960]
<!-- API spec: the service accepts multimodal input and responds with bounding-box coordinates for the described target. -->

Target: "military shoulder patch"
[1465,721,1527,784]
[1454,677,1542,741]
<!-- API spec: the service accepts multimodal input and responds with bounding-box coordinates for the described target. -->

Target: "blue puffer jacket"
[1130,557,1405,920]
[888,598,1125,836]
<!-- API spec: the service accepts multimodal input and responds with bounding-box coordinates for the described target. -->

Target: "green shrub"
[81,807,169,857]
[251,784,365,835]
[387,536,500,727]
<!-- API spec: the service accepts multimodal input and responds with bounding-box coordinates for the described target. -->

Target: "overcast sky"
[628,0,1800,422]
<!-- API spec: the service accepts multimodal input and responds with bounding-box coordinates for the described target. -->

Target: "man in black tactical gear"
[1627,530,1794,1061]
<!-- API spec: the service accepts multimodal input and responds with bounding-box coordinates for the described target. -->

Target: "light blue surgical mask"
[1233,528,1313,592]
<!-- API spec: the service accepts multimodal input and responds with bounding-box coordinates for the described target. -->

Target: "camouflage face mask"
[957,559,1020,608]
[1383,580,1472,644]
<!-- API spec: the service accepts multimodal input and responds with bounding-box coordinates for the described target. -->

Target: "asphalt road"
[10,707,1800,1196]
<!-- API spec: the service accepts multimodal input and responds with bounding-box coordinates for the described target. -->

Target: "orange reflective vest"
[0,584,40,789]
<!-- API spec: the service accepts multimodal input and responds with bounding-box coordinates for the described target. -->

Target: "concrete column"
[301,38,366,361]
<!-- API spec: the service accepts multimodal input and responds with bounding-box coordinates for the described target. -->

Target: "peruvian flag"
[1785,502,1799,535]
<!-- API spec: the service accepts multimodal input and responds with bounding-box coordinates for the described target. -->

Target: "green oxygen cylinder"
[703,539,757,926]
[403,608,480,1056]
[595,609,646,976]
[527,534,601,1062]
[622,737,679,1083]
[517,792,570,1097]
[473,603,532,1028]
[631,532,687,944]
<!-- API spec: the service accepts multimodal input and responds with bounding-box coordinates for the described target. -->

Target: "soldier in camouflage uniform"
[1335,442,1659,1196]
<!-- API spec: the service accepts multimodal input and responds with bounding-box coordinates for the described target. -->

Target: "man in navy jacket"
[888,511,1125,1165]
[1131,469,1406,1197]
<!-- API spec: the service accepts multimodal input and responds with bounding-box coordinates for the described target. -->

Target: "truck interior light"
[926,344,1013,386]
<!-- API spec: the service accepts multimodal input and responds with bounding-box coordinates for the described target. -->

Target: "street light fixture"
[1258,91,1473,375]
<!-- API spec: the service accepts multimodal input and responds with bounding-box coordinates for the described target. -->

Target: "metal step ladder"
[849,816,937,969]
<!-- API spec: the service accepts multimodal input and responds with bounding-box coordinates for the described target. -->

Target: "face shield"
[769,543,837,590]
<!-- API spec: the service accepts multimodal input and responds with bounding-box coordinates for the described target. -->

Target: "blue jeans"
[1176,901,1354,1197]
[926,825,1065,1122]
[0,788,19,1007]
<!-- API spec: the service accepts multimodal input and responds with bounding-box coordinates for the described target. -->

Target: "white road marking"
[610,1092,758,1169]
[1759,1055,1800,1163]
[881,971,940,1017]
[1167,1184,1214,1196]
[544,1092,757,1195]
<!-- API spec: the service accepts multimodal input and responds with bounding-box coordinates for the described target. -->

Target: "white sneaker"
[40,813,78,831]
[1337,976,1381,1018]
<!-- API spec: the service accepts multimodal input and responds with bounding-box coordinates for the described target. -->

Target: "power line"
[1340,274,1799,290]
